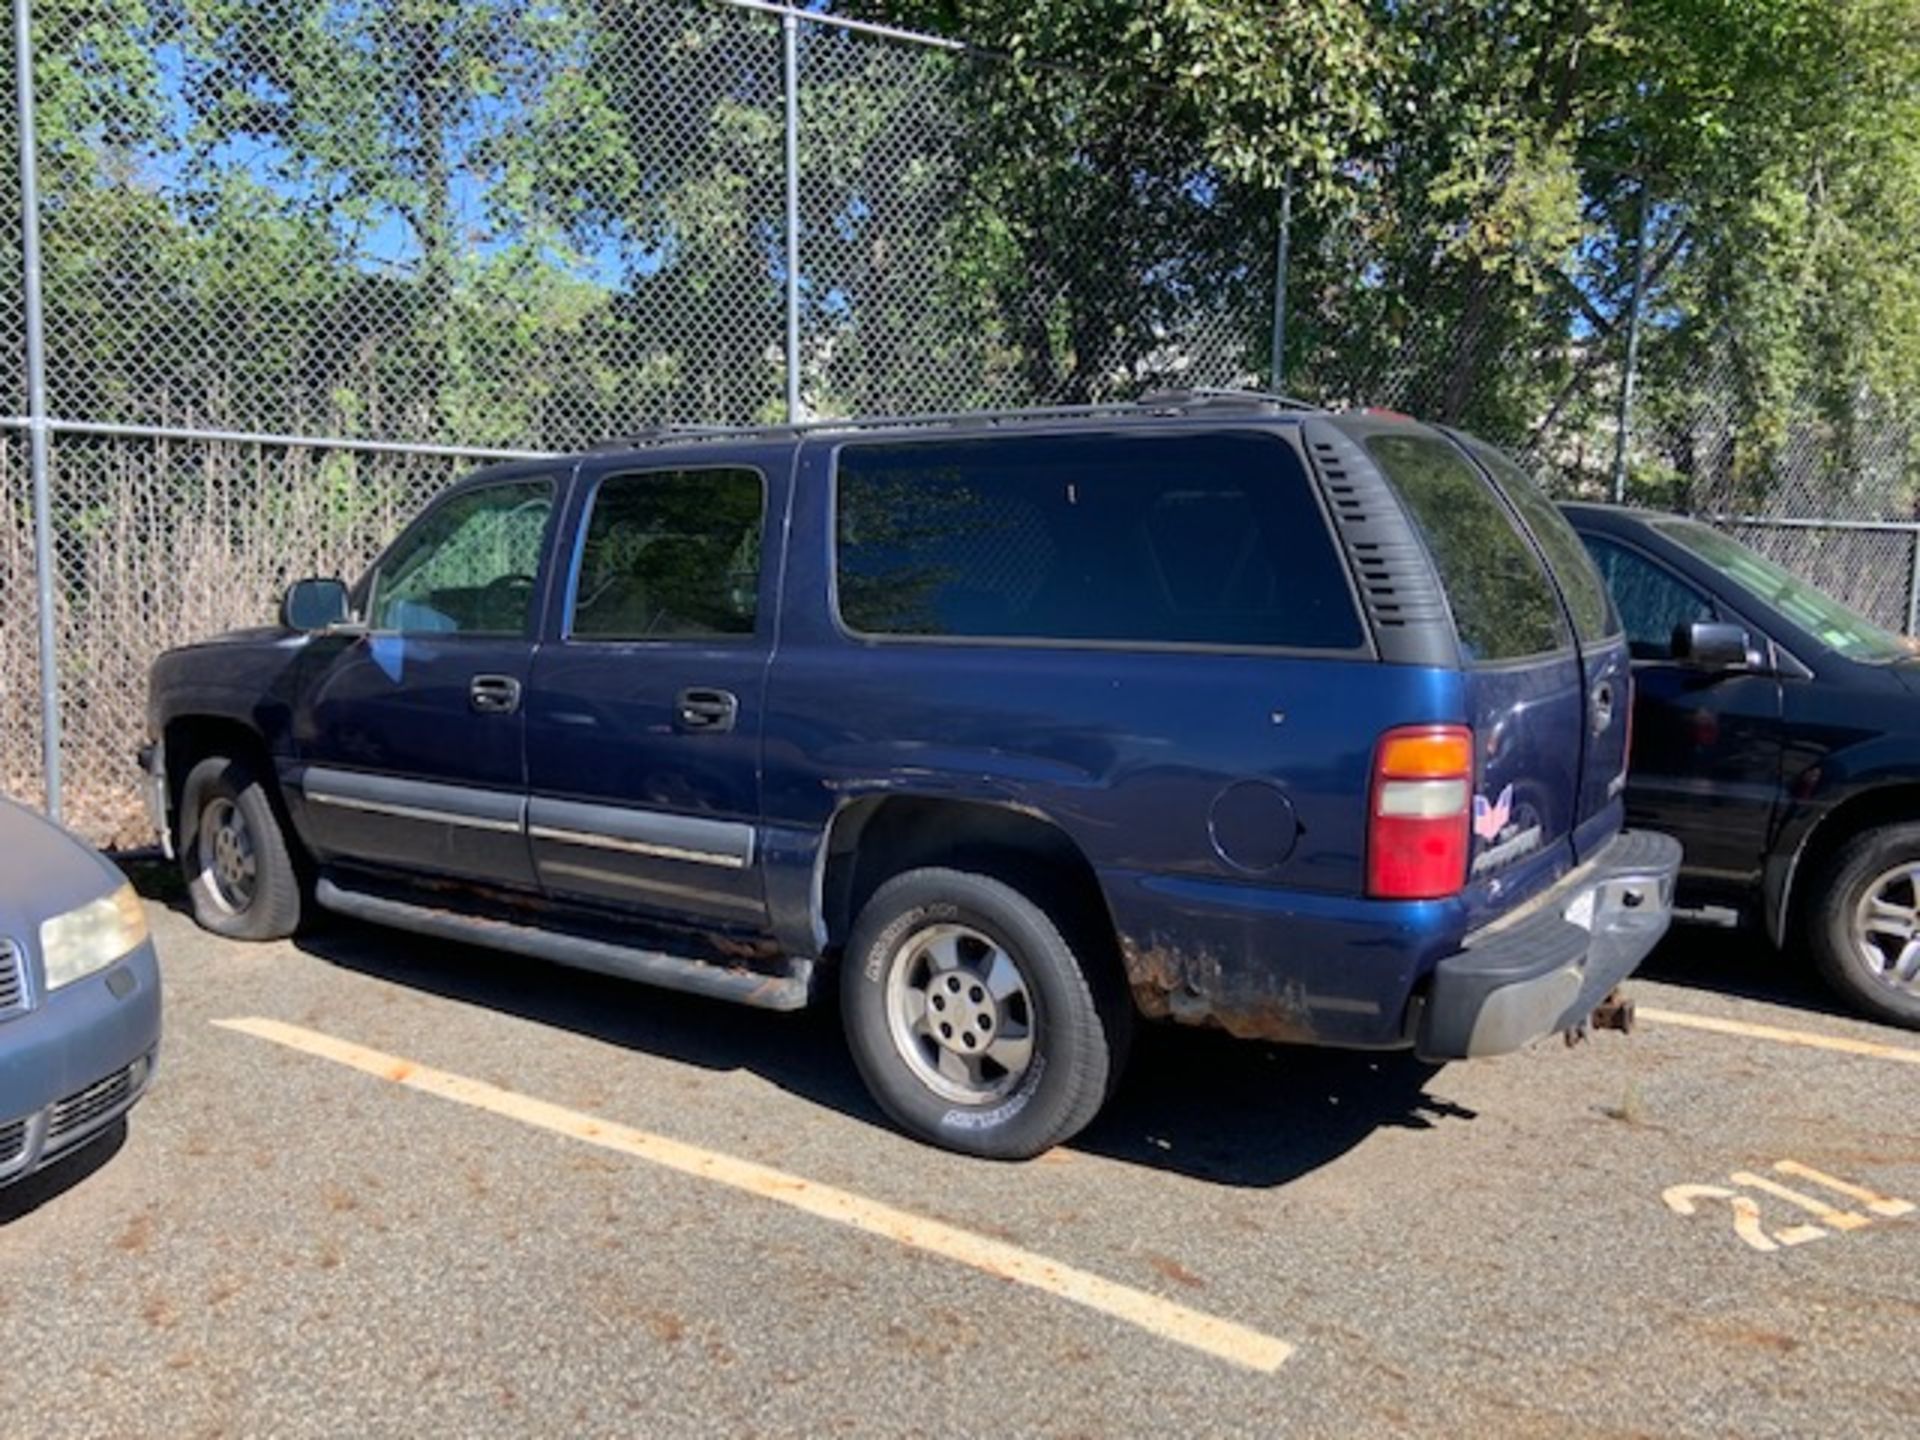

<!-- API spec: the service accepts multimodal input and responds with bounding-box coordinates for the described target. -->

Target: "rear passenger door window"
[569,468,764,640]
[833,431,1364,652]
[1365,433,1570,662]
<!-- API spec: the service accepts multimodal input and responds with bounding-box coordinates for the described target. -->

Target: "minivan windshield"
[1655,518,1912,663]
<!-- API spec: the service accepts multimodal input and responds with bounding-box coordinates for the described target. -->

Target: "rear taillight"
[1368,724,1473,900]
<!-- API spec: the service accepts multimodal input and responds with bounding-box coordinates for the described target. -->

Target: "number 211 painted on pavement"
[1664,1160,1915,1253]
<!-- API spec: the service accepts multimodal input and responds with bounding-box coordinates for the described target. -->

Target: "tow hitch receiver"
[1591,988,1636,1034]
[1563,987,1636,1047]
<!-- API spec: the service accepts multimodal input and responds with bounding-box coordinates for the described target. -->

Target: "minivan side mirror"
[282,577,352,632]
[1672,620,1752,672]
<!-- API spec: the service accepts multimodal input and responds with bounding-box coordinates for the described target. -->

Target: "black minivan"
[1568,502,1920,1029]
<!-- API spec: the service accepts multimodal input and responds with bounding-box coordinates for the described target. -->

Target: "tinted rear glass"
[1364,432,1569,662]
[835,431,1363,650]
[1460,436,1621,644]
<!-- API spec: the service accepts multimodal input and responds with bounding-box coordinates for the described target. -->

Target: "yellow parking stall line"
[213,1016,1295,1374]
[1638,1006,1920,1066]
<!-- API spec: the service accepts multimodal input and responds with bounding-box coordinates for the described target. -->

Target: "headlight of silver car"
[39,882,148,991]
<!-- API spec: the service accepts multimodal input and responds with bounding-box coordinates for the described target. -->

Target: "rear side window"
[570,468,763,640]
[1460,436,1621,645]
[1364,433,1569,662]
[834,432,1364,651]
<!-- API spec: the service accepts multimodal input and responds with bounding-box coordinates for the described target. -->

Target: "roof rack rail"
[586,423,755,451]
[1137,385,1319,411]
[586,388,1321,453]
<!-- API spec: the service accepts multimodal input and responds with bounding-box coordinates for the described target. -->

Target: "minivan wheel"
[1804,823,1920,1029]
[841,868,1128,1159]
[180,755,305,942]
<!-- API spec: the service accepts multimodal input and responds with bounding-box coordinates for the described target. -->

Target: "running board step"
[314,878,813,1011]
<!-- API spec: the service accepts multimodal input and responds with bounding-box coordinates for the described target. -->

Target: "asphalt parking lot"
[4,890,1917,1439]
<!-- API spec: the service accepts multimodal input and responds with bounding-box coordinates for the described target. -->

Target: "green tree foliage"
[841,0,1383,400]
[11,0,1920,842]
[492,0,789,427]
[855,0,1920,505]
[7,0,1920,504]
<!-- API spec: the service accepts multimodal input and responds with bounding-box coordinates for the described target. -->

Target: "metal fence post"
[1269,167,1292,391]
[1907,530,1920,637]
[1610,177,1651,505]
[13,0,62,820]
[781,11,802,423]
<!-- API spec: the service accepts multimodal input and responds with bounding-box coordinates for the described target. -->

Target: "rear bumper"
[1415,829,1680,1062]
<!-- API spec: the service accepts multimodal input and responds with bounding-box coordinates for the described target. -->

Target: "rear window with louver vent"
[1365,433,1570,662]
[1460,436,1620,646]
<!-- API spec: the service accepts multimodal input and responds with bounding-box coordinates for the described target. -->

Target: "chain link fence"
[2,0,1915,846]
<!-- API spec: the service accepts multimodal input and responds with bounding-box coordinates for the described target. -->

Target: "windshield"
[1654,518,1912,663]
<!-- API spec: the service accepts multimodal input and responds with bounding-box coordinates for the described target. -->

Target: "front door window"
[368,480,555,636]
[1582,537,1717,661]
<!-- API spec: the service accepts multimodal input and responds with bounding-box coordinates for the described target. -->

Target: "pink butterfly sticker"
[1473,784,1514,843]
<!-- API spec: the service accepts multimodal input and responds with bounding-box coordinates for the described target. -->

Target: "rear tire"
[179,755,306,941]
[1802,823,1920,1029]
[841,867,1130,1159]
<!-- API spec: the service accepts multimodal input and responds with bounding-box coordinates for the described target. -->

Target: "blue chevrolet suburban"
[142,394,1679,1156]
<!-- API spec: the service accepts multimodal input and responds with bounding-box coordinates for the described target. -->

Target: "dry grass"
[2,434,462,846]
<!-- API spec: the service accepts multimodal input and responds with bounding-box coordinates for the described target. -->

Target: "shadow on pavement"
[119,856,186,906]
[1077,1026,1469,1187]
[0,1119,128,1225]
[294,916,1472,1189]
[1635,926,1859,1021]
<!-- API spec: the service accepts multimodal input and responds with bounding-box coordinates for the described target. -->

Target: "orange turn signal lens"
[1375,726,1472,780]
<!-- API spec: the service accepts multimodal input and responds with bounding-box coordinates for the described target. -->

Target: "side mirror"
[1672,620,1752,671]
[282,577,352,632]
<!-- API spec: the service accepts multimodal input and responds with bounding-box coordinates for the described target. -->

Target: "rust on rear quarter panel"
[1120,937,1320,1043]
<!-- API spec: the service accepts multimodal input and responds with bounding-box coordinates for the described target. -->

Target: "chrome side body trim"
[527,825,745,869]
[299,769,759,871]
[527,796,755,871]
[301,767,526,835]
[310,793,523,834]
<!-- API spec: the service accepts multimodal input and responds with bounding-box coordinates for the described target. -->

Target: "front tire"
[840,867,1129,1159]
[179,755,306,941]
[1803,823,1920,1029]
